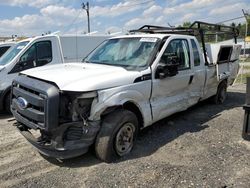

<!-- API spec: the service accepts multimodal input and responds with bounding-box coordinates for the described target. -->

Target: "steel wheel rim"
[115,123,135,156]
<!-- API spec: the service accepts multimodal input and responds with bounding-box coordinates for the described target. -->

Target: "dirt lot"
[0,84,250,188]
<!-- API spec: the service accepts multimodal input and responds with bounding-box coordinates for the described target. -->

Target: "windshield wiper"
[84,60,91,63]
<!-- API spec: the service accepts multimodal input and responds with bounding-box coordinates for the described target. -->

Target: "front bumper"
[14,121,100,159]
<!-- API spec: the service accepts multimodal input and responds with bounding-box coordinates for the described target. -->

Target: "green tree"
[182,22,192,27]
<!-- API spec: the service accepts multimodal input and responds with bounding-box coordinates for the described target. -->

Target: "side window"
[161,39,190,70]
[191,39,201,66]
[19,41,52,68]
[36,41,52,66]
[20,45,36,63]
[0,46,10,57]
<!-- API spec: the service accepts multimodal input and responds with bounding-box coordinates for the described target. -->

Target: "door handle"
[189,75,194,85]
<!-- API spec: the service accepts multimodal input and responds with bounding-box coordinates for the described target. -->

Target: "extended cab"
[0,34,109,112]
[11,22,241,162]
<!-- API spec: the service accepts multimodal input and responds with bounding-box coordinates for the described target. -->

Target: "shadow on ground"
[8,91,247,167]
[0,112,12,119]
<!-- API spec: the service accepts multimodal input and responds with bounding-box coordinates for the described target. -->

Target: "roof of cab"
[110,33,196,40]
[0,42,16,46]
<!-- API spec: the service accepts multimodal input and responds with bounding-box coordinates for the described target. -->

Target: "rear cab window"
[191,39,201,66]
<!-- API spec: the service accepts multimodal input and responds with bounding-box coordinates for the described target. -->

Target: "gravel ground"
[0,84,250,188]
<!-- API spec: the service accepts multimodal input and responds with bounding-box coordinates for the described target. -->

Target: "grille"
[11,75,59,131]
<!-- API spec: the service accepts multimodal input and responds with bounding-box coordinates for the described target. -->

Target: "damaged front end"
[11,75,100,159]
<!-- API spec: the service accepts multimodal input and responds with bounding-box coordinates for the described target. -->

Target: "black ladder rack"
[129,21,239,38]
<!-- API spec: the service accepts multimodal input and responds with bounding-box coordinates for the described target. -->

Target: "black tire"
[4,93,11,114]
[213,81,227,104]
[95,109,138,163]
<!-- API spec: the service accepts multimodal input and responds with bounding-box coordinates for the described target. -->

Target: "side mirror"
[16,61,25,70]
[37,59,49,66]
[156,60,179,79]
[8,60,25,74]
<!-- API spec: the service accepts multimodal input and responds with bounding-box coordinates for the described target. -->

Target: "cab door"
[150,38,194,123]
[9,41,52,74]
[187,39,206,105]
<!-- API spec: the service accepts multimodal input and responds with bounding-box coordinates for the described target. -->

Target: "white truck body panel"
[60,36,109,63]
[22,63,140,91]
[0,42,15,48]
[206,43,241,84]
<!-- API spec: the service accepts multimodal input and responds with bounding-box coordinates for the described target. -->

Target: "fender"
[89,88,152,127]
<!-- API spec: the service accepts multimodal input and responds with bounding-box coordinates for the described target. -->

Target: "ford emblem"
[17,97,29,109]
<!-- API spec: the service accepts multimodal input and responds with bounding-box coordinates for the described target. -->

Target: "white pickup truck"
[0,34,109,113]
[11,22,241,162]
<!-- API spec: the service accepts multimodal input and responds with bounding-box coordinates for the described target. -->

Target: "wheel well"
[219,79,228,87]
[123,102,144,129]
[100,102,144,129]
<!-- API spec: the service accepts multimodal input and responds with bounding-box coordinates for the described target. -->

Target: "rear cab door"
[188,38,206,104]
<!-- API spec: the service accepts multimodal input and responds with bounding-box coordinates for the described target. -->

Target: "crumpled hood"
[22,63,141,91]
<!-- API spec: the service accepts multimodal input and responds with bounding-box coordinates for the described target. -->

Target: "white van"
[0,34,110,112]
[0,42,15,58]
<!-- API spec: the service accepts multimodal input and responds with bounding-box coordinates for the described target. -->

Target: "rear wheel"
[213,81,227,104]
[95,109,138,163]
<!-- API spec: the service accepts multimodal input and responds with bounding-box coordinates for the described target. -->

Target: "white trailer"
[0,34,110,112]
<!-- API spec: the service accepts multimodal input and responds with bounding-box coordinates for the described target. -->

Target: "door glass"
[36,41,52,66]
[191,39,201,66]
[0,46,10,57]
[20,45,36,63]
[162,39,190,70]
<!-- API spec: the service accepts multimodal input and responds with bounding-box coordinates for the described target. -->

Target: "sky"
[0,0,249,37]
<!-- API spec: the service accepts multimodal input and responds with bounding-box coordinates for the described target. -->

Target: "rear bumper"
[14,120,100,159]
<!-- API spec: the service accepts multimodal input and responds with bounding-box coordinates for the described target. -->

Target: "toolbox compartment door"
[216,46,233,81]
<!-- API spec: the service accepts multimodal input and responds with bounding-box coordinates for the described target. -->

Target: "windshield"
[85,37,159,70]
[0,41,29,66]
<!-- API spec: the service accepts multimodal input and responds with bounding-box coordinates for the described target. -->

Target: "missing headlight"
[59,91,97,123]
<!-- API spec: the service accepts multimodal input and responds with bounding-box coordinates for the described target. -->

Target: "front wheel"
[4,93,11,114]
[95,109,138,163]
[213,81,227,104]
